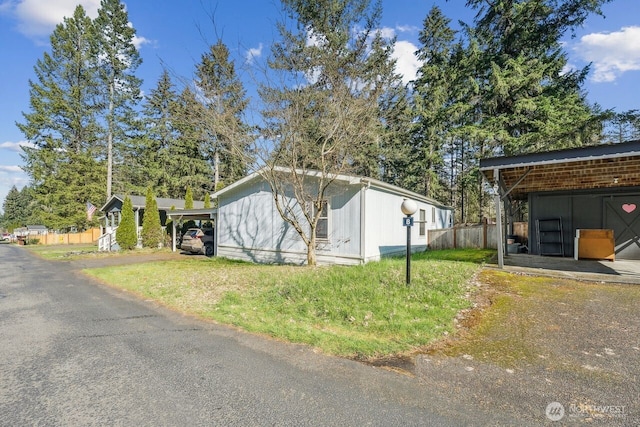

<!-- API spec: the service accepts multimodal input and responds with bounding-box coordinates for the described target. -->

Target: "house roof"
[211,166,452,209]
[479,140,640,199]
[100,194,205,212]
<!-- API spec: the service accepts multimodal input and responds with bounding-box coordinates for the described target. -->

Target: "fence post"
[453,226,457,249]
[483,218,488,249]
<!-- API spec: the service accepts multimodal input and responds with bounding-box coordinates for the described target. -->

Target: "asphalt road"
[0,244,518,426]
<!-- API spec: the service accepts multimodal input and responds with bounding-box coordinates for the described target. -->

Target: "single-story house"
[210,168,453,265]
[14,225,48,237]
[480,140,640,266]
[99,194,206,250]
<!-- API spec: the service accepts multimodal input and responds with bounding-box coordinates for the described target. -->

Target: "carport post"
[494,168,504,268]
[172,219,176,252]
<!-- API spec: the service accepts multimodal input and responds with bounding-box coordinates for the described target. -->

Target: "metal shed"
[480,140,640,267]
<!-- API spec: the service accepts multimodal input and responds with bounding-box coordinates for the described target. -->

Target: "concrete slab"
[489,253,640,284]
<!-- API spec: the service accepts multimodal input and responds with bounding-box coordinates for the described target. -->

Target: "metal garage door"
[604,195,640,260]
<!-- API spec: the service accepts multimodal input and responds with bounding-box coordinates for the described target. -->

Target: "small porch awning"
[479,140,640,267]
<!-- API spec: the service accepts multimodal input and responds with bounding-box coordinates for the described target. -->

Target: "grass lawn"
[83,248,495,359]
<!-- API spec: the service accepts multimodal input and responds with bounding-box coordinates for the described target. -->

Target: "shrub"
[116,196,137,250]
[141,187,163,248]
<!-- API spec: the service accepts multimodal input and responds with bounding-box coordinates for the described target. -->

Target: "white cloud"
[396,24,419,34]
[575,26,640,83]
[377,26,396,40]
[0,140,35,152]
[4,0,151,50]
[7,0,101,37]
[392,40,422,85]
[245,43,263,64]
[0,165,24,173]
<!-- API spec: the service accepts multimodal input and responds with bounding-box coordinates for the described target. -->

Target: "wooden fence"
[31,228,101,245]
[427,222,528,250]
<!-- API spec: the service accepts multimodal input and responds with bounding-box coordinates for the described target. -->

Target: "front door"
[603,195,640,260]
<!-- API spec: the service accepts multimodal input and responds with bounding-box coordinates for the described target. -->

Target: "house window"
[314,200,329,240]
[432,207,436,224]
[419,209,426,236]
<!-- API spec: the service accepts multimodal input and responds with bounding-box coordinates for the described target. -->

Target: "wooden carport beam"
[501,168,532,200]
[494,168,504,268]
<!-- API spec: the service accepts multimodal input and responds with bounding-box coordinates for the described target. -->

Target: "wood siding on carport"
[529,187,640,259]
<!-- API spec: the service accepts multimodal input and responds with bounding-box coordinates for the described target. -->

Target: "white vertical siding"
[217,180,307,260]
[363,187,452,262]
[319,185,361,257]
[216,179,363,264]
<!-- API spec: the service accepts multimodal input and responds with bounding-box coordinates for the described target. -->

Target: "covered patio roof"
[479,140,640,268]
[479,140,640,200]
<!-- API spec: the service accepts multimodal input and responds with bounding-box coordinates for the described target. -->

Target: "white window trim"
[313,199,330,241]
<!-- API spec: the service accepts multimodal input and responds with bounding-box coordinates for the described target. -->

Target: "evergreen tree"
[116,195,137,250]
[602,109,640,144]
[184,187,194,209]
[204,193,211,209]
[170,88,214,199]
[194,40,252,189]
[365,27,413,184]
[1,186,29,229]
[138,70,180,198]
[141,187,163,248]
[17,5,105,230]
[94,0,143,198]
[465,0,609,155]
[409,6,458,198]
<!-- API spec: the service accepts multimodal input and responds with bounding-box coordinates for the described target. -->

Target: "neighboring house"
[14,225,48,237]
[211,168,453,265]
[99,194,205,251]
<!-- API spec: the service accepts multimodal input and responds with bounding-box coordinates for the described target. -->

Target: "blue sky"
[1,0,639,213]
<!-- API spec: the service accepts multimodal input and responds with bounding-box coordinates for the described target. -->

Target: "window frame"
[313,199,330,241]
[419,209,426,236]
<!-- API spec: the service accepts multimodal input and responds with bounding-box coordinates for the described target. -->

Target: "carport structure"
[165,208,217,253]
[480,140,640,268]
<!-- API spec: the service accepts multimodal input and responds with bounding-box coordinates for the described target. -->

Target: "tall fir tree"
[194,40,252,189]
[409,6,458,199]
[139,70,180,197]
[1,186,30,229]
[465,0,610,155]
[94,0,143,198]
[170,87,215,199]
[17,5,105,230]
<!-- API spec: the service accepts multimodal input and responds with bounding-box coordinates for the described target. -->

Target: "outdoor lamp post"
[401,198,418,285]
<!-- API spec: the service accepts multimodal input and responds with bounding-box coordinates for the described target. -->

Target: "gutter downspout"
[360,180,370,264]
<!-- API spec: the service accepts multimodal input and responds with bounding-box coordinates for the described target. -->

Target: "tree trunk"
[307,233,317,266]
[214,150,220,190]
[107,80,114,198]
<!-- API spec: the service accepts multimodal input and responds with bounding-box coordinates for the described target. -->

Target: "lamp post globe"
[401,199,418,216]
[401,199,417,286]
